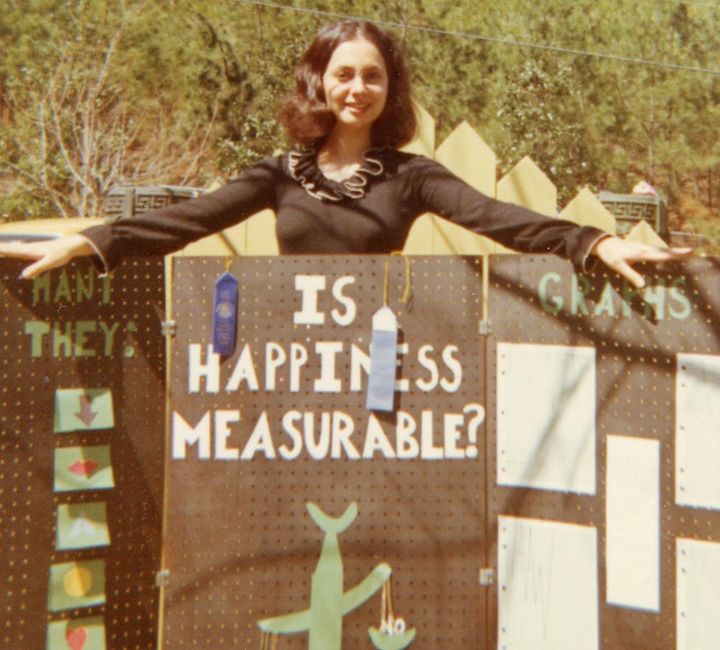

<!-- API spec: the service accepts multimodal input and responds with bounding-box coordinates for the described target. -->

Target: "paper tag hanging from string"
[212,264,239,356]
[366,305,398,412]
[366,253,412,412]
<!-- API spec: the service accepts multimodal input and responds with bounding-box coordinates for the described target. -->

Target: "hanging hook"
[225,256,232,273]
[387,577,396,623]
[380,579,388,628]
[382,252,412,306]
[379,576,408,637]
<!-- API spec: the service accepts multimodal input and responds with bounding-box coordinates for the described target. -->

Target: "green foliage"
[1,0,718,247]
[494,58,594,203]
[215,113,283,174]
[0,183,55,221]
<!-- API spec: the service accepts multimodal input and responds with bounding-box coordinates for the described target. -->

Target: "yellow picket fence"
[175,105,666,258]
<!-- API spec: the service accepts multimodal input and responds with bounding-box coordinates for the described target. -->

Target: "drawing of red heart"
[66,626,88,650]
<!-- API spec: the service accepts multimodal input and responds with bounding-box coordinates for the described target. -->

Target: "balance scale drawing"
[257,502,417,649]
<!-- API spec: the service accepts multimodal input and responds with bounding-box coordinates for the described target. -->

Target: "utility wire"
[236,0,720,76]
[658,0,720,9]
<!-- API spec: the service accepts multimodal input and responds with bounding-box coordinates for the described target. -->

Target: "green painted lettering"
[669,277,691,320]
[74,321,97,357]
[538,272,563,314]
[24,321,50,357]
[52,322,73,357]
[571,274,590,315]
[32,274,50,306]
[76,270,94,302]
[102,275,112,304]
[643,278,666,320]
[593,282,616,317]
[99,321,120,356]
[53,269,72,303]
[621,281,640,317]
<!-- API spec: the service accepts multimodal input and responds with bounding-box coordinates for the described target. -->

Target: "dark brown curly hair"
[279,20,417,149]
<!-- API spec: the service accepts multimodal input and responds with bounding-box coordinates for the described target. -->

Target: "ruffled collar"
[287,147,386,201]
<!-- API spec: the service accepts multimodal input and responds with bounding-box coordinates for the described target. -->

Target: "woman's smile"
[345,101,372,114]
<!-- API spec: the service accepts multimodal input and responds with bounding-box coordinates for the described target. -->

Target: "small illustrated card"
[56,502,110,550]
[48,560,106,612]
[54,446,114,492]
[54,389,114,433]
[46,615,106,649]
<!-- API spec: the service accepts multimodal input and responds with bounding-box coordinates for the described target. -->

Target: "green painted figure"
[307,502,357,649]
[257,502,414,649]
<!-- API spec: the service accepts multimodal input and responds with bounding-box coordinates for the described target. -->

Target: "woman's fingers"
[0,241,48,260]
[626,245,692,263]
[610,259,645,289]
[0,235,94,279]
[592,237,693,289]
[21,253,69,279]
[0,240,63,279]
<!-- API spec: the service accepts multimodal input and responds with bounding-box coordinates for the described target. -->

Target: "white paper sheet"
[606,435,660,611]
[498,516,599,650]
[676,353,720,509]
[677,538,720,650]
[497,342,596,493]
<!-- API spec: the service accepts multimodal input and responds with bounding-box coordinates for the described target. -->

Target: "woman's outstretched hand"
[0,235,94,279]
[591,235,692,289]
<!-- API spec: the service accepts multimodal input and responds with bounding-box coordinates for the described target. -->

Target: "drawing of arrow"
[75,394,97,427]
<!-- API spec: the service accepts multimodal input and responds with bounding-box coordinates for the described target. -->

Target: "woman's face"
[322,37,388,132]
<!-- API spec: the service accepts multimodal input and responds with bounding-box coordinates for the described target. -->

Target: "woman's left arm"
[409,156,691,287]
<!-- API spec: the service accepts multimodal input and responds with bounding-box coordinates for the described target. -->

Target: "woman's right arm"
[0,157,280,278]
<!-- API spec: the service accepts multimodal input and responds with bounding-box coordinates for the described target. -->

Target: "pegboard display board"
[0,258,166,649]
[486,255,720,650]
[163,256,487,649]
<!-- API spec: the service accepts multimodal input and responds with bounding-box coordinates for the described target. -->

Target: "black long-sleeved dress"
[81,148,607,272]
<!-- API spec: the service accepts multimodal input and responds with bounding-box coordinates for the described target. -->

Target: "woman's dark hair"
[279,20,416,148]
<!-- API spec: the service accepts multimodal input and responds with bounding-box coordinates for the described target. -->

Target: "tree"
[1,0,718,242]
[0,1,223,218]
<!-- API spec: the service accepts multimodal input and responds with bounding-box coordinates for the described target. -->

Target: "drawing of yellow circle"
[63,566,92,596]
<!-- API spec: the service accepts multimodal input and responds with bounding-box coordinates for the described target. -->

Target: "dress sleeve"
[80,157,280,273]
[408,156,609,271]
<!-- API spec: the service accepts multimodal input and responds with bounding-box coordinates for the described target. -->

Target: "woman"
[0,20,689,284]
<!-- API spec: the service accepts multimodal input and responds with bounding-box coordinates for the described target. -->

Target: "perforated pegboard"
[163,256,487,649]
[0,258,165,649]
[486,254,720,650]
